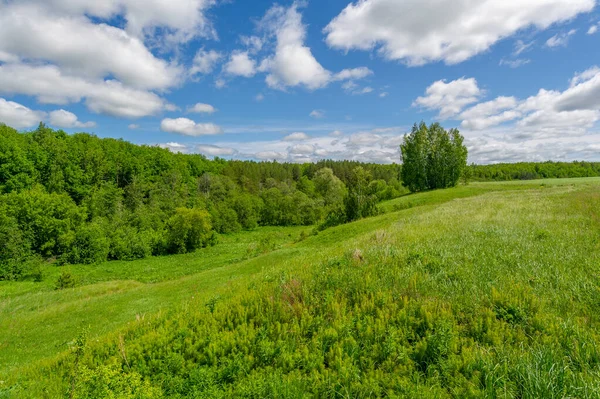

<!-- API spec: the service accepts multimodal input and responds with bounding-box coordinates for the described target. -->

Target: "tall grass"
[2,178,600,397]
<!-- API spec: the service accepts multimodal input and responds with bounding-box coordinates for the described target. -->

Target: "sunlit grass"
[3,177,600,397]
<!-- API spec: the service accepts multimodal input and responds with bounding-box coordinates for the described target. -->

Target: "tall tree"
[400,123,468,192]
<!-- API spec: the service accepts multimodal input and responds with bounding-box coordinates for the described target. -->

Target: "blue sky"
[1,0,600,163]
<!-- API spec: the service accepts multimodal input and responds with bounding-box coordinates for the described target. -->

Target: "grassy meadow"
[2,177,600,397]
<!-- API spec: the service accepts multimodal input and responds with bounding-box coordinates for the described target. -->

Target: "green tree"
[165,208,213,254]
[400,123,468,192]
[313,167,347,207]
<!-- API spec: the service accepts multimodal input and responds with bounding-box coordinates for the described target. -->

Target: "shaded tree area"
[400,122,468,193]
[0,124,405,279]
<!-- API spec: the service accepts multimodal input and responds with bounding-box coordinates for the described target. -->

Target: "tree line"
[0,124,405,280]
[2,122,598,280]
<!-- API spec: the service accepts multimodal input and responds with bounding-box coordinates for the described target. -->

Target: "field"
[2,178,600,397]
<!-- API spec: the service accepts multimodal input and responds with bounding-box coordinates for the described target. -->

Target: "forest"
[0,124,403,280]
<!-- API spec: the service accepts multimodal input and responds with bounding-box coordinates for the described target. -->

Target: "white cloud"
[310,110,325,119]
[196,144,236,156]
[160,142,189,153]
[255,151,289,161]
[460,96,520,130]
[0,98,45,129]
[128,124,139,130]
[411,66,600,163]
[224,51,257,77]
[188,103,217,114]
[414,78,483,118]
[288,143,315,155]
[379,92,388,98]
[260,3,332,90]
[324,0,594,65]
[49,109,96,129]
[240,35,264,53]
[0,3,181,91]
[0,63,166,119]
[160,118,223,136]
[12,0,217,45]
[546,29,577,48]
[284,132,310,141]
[215,79,226,89]
[190,49,222,76]
[333,67,373,81]
[513,40,535,56]
[588,24,599,35]
[330,130,343,137]
[499,58,531,68]
[255,93,265,102]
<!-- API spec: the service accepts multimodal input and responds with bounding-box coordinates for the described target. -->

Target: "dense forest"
[0,124,404,280]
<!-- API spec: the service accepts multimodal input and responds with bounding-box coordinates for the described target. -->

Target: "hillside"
[2,177,600,397]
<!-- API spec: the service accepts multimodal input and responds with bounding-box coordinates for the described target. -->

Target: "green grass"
[2,178,600,397]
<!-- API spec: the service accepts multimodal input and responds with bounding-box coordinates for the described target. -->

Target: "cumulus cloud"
[0,3,181,91]
[0,63,166,118]
[10,0,217,45]
[412,66,600,163]
[588,24,599,35]
[160,118,223,136]
[240,36,264,53]
[49,109,96,129]
[324,0,594,65]
[128,124,139,130]
[224,51,257,77]
[284,132,310,141]
[0,98,45,129]
[259,3,332,90]
[188,103,217,114]
[256,3,371,91]
[414,78,483,118]
[0,0,222,120]
[190,49,222,76]
[333,67,373,81]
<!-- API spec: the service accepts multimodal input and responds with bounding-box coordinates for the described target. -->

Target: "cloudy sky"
[1,0,600,164]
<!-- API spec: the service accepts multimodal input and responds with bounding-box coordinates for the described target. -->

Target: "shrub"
[55,270,76,290]
[62,223,110,265]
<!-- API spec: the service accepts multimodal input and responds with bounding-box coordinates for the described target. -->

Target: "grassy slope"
[2,178,600,395]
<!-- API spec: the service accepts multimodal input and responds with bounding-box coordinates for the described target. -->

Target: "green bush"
[55,270,76,290]
[62,223,110,265]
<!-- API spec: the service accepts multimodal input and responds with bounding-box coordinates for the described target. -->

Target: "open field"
[2,177,600,397]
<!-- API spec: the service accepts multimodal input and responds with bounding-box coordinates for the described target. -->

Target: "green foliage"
[0,186,85,258]
[165,208,214,254]
[55,270,76,290]
[62,223,110,265]
[0,207,31,280]
[469,160,600,181]
[400,122,468,192]
[0,126,408,266]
